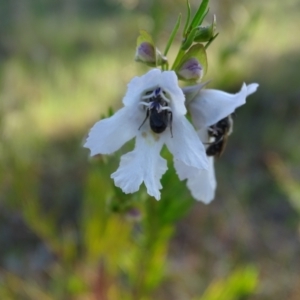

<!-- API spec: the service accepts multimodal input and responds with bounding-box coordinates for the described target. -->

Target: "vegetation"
[1,0,300,299]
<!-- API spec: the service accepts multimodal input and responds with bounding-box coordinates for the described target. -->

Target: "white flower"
[84,69,208,200]
[180,82,259,203]
[184,82,259,128]
[174,128,216,203]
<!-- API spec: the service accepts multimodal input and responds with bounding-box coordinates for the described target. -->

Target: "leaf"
[163,14,181,57]
[181,26,199,50]
[195,266,259,300]
[183,0,191,37]
[187,0,210,34]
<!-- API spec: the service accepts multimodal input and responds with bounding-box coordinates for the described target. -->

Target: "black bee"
[138,87,173,137]
[206,115,233,157]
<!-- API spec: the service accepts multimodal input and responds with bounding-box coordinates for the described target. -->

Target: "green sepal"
[205,32,219,49]
[137,30,154,48]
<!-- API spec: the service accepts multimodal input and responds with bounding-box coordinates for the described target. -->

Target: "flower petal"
[111,132,167,200]
[189,83,259,128]
[173,160,199,181]
[123,69,186,116]
[175,157,216,203]
[160,71,187,115]
[186,156,216,203]
[84,106,142,156]
[165,114,208,170]
[197,127,210,144]
[246,83,259,96]
[123,69,162,107]
[181,82,209,103]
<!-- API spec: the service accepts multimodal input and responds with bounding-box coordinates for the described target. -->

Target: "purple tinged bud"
[125,207,142,221]
[135,42,156,64]
[177,58,203,81]
[135,30,167,66]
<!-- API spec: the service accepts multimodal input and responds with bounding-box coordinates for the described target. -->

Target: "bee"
[138,87,173,137]
[206,115,233,157]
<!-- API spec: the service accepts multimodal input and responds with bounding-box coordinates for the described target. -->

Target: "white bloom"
[174,128,216,203]
[175,156,216,204]
[184,82,259,128]
[180,82,259,203]
[84,69,208,200]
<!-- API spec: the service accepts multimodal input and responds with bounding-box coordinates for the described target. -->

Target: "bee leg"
[169,111,173,138]
[138,109,150,130]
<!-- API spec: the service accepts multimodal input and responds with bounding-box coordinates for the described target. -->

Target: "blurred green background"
[1,0,300,299]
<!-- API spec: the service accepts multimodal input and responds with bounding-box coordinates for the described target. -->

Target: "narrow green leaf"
[163,14,181,57]
[183,0,191,37]
[197,266,258,300]
[188,0,210,33]
[181,26,198,50]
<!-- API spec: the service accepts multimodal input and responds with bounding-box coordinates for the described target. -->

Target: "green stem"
[161,61,169,71]
[132,199,157,299]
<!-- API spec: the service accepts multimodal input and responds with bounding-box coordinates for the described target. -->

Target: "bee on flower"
[84,69,208,200]
[180,82,259,203]
[84,2,259,203]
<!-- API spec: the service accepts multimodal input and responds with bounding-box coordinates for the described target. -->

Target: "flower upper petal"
[174,157,216,203]
[111,132,167,200]
[160,71,187,115]
[123,69,186,116]
[123,69,162,106]
[189,83,259,128]
[181,82,209,103]
[84,106,141,156]
[165,114,208,170]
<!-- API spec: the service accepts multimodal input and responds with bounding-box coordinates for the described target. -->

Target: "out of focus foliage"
[1,0,300,299]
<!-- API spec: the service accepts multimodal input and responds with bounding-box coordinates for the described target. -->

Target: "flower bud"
[177,58,203,81]
[125,207,142,222]
[135,30,167,67]
[194,15,217,43]
[135,42,156,64]
[175,44,207,82]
